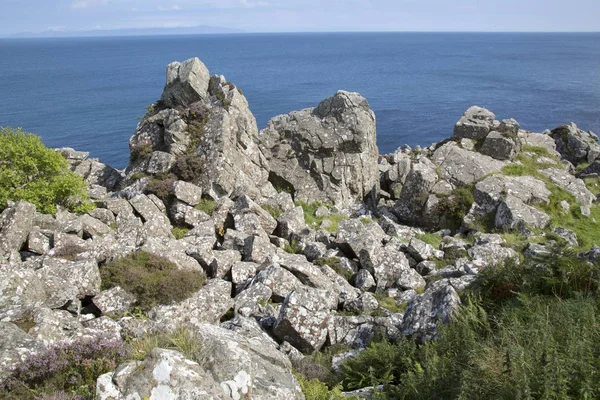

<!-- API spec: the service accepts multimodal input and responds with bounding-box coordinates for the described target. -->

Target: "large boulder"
[453,106,496,140]
[0,201,36,263]
[549,123,600,165]
[161,57,211,108]
[393,156,439,226]
[259,90,379,207]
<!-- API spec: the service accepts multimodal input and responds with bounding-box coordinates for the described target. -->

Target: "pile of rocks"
[1,57,599,399]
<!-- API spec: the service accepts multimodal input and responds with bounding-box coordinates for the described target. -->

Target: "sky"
[0,0,598,36]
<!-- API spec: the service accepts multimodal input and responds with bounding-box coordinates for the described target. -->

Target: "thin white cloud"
[157,4,182,11]
[71,0,108,9]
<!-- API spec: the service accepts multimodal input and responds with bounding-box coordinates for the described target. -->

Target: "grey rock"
[552,227,578,247]
[336,218,387,259]
[273,286,333,353]
[88,208,116,227]
[550,122,600,165]
[149,279,233,330]
[453,106,496,140]
[480,131,518,160]
[141,237,202,271]
[27,229,53,254]
[495,195,551,230]
[234,281,272,317]
[39,258,102,308]
[173,180,203,206]
[96,348,228,400]
[93,286,137,316]
[541,167,595,206]
[255,264,302,302]
[396,268,427,291]
[243,235,278,264]
[406,238,436,262]
[393,156,439,225]
[432,142,507,186]
[327,315,376,348]
[146,151,176,175]
[0,201,36,262]
[359,244,410,290]
[161,57,211,108]
[234,195,278,235]
[260,90,379,207]
[343,292,378,314]
[276,206,311,243]
[209,249,242,279]
[354,269,376,292]
[0,322,42,380]
[79,214,112,238]
[231,261,259,292]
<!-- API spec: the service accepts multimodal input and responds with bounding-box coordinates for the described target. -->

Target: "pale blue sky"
[0,0,598,35]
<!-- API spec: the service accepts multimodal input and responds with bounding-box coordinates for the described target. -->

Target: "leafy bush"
[100,251,206,312]
[129,142,152,164]
[0,127,93,214]
[295,373,346,400]
[0,338,127,399]
[434,186,474,231]
[145,173,176,201]
[172,153,203,182]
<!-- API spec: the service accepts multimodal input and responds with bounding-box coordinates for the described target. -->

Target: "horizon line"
[2,29,600,40]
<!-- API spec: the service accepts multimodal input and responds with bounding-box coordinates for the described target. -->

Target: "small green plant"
[294,372,346,400]
[129,172,148,182]
[415,233,442,250]
[126,326,205,364]
[434,186,474,232]
[284,239,303,254]
[296,200,347,232]
[195,198,216,215]
[100,251,206,312]
[0,127,94,214]
[373,293,406,313]
[129,142,153,164]
[171,226,190,240]
[145,174,176,201]
[261,203,283,220]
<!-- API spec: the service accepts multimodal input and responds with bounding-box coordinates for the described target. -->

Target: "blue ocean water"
[0,32,599,169]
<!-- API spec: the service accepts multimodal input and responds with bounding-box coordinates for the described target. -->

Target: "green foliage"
[172,153,203,182]
[296,200,347,232]
[0,127,93,214]
[373,293,407,313]
[434,186,474,232]
[127,326,205,364]
[0,338,127,400]
[186,116,208,153]
[171,226,190,240]
[100,251,206,312]
[415,233,442,250]
[295,373,346,400]
[145,174,176,201]
[129,142,152,164]
[195,198,216,215]
[129,172,148,182]
[284,239,303,254]
[337,242,600,399]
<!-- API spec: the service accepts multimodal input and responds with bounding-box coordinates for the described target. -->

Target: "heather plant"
[0,127,93,214]
[0,338,127,399]
[100,251,206,312]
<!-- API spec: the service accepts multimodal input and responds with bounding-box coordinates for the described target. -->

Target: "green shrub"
[195,198,216,215]
[296,201,347,232]
[373,293,406,313]
[295,372,346,400]
[100,251,206,312]
[172,153,203,182]
[145,173,176,201]
[0,127,93,214]
[127,326,205,364]
[261,203,283,220]
[434,186,474,231]
[129,142,152,164]
[0,338,127,399]
[284,239,303,254]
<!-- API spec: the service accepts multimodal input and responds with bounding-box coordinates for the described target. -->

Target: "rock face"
[550,123,600,165]
[259,90,379,207]
[453,106,496,140]
[125,58,270,199]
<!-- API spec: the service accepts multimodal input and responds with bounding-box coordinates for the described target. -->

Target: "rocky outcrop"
[549,122,600,165]
[259,90,379,207]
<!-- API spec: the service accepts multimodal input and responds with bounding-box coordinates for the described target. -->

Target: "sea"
[0,32,599,169]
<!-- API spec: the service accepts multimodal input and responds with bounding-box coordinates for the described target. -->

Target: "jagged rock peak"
[161,57,211,108]
[259,90,379,208]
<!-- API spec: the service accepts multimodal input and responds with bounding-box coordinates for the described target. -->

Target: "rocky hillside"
[1,57,600,399]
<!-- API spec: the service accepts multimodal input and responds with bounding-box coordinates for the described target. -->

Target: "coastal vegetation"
[0,127,93,214]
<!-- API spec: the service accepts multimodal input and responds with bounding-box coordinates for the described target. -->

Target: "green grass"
[314,257,353,281]
[171,226,190,240]
[373,293,407,313]
[284,239,303,254]
[415,233,442,250]
[194,198,216,215]
[261,203,283,220]
[296,201,347,232]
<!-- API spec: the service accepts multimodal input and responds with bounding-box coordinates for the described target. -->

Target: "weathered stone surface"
[359,245,410,290]
[354,269,376,292]
[495,195,551,230]
[92,286,137,316]
[173,180,203,206]
[327,315,377,348]
[27,229,53,254]
[79,214,112,238]
[0,201,36,262]
[552,227,579,247]
[161,57,211,108]
[208,249,242,279]
[276,206,311,243]
[0,322,42,380]
[85,159,123,191]
[234,195,277,235]
[406,238,436,262]
[196,323,305,399]
[234,282,272,317]
[541,167,595,206]
[453,106,496,140]
[480,131,518,160]
[141,237,202,271]
[336,218,386,259]
[146,151,176,175]
[96,349,228,400]
[432,142,507,186]
[550,122,600,165]
[0,265,46,310]
[401,278,466,342]
[393,156,439,225]
[231,261,259,292]
[273,286,333,353]
[260,90,379,207]
[88,208,116,227]
[343,293,378,314]
[396,268,426,291]
[129,194,172,237]
[39,258,102,308]
[149,279,233,331]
